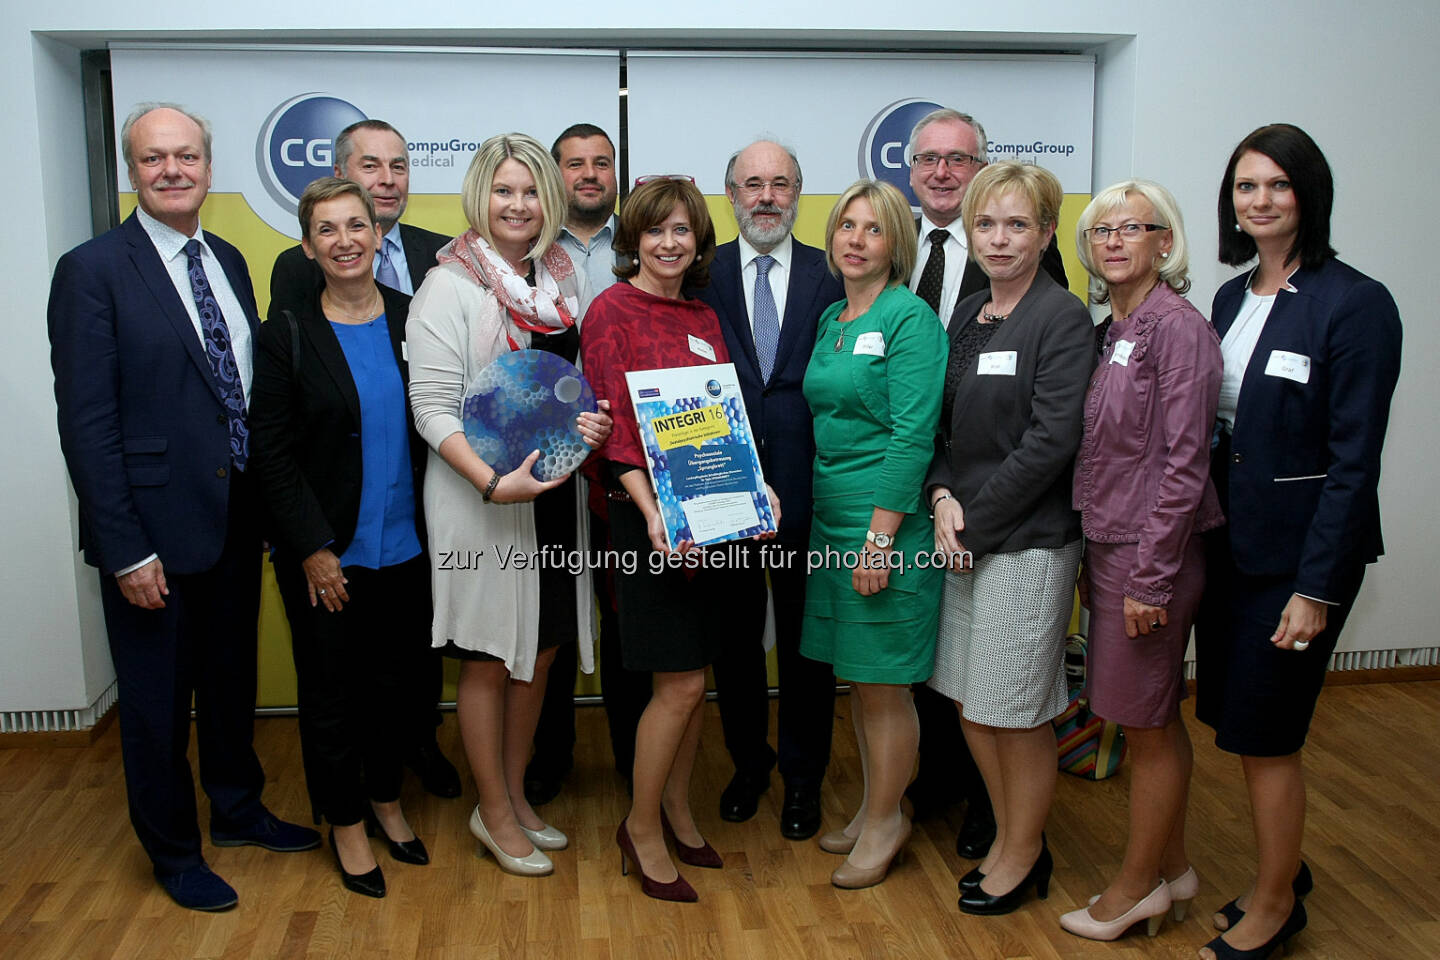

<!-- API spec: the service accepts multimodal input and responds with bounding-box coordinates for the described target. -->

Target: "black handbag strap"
[282,309,300,380]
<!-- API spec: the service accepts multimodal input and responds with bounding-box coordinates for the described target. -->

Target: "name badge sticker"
[977,350,1018,376]
[853,332,886,357]
[1110,339,1136,366]
[1264,349,1311,384]
[688,334,716,361]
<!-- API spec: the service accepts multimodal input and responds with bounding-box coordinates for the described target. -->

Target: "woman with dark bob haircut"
[582,176,778,902]
[1195,124,1402,960]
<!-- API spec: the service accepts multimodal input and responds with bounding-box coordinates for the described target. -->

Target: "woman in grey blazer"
[924,161,1096,917]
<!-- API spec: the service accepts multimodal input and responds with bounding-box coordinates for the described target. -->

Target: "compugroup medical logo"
[858,98,944,209]
[256,94,368,213]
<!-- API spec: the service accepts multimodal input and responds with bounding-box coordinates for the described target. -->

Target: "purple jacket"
[1072,283,1224,606]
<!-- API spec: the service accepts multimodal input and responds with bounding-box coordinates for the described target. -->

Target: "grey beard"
[735,203,797,251]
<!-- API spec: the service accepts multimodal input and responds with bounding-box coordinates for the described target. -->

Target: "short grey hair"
[120,102,213,172]
[333,119,410,174]
[1075,179,1192,303]
[906,108,989,165]
[723,139,803,190]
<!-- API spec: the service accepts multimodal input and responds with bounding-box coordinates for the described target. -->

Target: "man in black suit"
[48,103,319,912]
[904,107,1068,860]
[270,119,460,799]
[696,140,844,840]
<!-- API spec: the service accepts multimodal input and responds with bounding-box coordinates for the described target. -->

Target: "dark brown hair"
[1218,123,1336,269]
[613,178,716,289]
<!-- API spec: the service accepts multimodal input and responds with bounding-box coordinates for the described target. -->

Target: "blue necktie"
[184,239,248,470]
[376,237,402,291]
[753,254,780,382]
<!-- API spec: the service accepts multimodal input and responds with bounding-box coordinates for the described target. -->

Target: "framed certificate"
[624,362,776,549]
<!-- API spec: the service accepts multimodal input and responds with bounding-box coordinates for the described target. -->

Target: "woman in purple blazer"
[1196,124,1402,960]
[1061,180,1222,942]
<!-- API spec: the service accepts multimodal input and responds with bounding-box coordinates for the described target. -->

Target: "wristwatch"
[866,530,893,549]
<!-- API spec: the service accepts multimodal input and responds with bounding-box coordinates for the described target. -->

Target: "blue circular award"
[461,350,597,482]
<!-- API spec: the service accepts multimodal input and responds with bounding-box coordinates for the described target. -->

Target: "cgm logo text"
[256,94,367,214]
[857,98,944,210]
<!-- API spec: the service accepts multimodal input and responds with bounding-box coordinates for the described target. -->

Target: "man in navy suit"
[268,118,460,799]
[696,140,843,839]
[48,103,319,912]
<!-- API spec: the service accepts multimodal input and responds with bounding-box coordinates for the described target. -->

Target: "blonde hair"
[823,180,918,283]
[460,134,565,260]
[960,161,1063,256]
[1075,179,1191,304]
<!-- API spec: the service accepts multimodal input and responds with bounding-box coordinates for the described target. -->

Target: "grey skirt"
[928,540,1082,728]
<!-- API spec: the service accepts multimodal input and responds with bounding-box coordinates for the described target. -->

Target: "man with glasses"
[695,140,843,840]
[903,107,1068,861]
[907,108,1067,328]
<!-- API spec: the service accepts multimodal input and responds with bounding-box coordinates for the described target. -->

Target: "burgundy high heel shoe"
[616,819,699,902]
[659,809,723,869]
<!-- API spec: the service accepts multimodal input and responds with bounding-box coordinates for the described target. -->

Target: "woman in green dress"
[801,180,949,889]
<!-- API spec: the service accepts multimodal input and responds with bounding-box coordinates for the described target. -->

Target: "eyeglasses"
[633,174,695,187]
[911,152,982,170]
[733,177,796,197]
[1083,223,1168,243]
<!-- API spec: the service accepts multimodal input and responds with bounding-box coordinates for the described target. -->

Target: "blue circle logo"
[255,94,367,213]
[857,99,944,209]
[705,379,722,398]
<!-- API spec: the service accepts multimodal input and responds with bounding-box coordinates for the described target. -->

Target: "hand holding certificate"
[624,362,778,550]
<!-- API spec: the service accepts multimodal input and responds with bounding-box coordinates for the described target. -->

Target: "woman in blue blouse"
[251,178,432,899]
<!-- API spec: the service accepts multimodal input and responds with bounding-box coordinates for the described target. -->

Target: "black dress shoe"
[330,830,386,898]
[363,809,430,865]
[719,769,772,822]
[523,764,570,807]
[955,808,997,859]
[959,845,1052,916]
[958,865,986,892]
[406,741,461,798]
[779,783,822,840]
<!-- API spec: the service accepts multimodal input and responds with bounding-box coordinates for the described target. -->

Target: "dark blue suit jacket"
[696,238,844,545]
[49,211,262,576]
[1213,257,1402,602]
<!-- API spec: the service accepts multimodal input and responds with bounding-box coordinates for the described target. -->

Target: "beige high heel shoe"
[469,805,553,876]
[830,818,910,889]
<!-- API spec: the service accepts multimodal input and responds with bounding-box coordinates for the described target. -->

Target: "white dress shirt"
[1217,269,1298,431]
[908,213,968,329]
[738,232,792,335]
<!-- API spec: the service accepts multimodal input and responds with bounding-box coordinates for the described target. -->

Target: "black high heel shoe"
[958,844,1052,916]
[1202,900,1307,959]
[330,828,385,898]
[958,865,986,892]
[364,807,430,865]
[1214,861,1312,931]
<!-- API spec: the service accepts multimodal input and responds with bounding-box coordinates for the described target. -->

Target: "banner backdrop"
[628,52,1095,291]
[110,45,619,705]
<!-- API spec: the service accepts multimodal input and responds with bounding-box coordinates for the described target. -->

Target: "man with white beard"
[694,140,843,840]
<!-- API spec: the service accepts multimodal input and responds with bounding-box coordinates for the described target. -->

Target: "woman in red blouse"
[582,177,778,902]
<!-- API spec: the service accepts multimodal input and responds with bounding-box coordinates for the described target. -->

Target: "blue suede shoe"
[211,812,321,852]
[156,863,238,912]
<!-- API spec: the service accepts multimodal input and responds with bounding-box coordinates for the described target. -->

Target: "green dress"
[800,283,948,684]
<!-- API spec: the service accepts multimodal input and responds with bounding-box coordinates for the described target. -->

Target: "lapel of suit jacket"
[771,240,824,377]
[398,224,429,292]
[948,274,1055,423]
[300,286,363,427]
[122,214,227,407]
[716,243,763,378]
[380,287,411,387]
[1234,267,1311,436]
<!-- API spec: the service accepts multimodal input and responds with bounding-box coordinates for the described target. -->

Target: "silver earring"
[1233,222,1242,232]
[1160,252,1170,259]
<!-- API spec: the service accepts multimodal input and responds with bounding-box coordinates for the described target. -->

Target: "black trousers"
[711,541,836,787]
[99,473,267,877]
[531,509,651,778]
[274,553,428,825]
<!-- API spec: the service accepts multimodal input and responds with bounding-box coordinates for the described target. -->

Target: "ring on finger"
[318,588,327,596]
[1294,639,1311,651]
[1150,619,1162,629]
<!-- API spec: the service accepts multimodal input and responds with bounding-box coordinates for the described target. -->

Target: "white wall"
[5,2,1437,712]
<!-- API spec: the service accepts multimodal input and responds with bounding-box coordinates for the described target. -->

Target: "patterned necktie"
[915,228,950,316]
[184,239,248,469]
[753,254,780,381]
[376,236,402,291]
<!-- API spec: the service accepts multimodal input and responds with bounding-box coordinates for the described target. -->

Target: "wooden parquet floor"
[2,680,1438,959]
